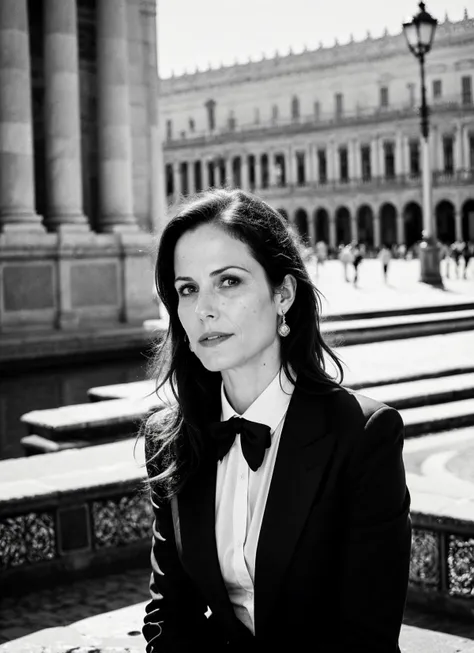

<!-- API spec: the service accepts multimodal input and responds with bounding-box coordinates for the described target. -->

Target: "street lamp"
[403,1,442,285]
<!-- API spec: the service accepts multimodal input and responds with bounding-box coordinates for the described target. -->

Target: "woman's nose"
[194,289,218,319]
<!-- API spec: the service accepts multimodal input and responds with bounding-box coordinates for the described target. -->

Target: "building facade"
[0,0,164,334]
[160,12,474,251]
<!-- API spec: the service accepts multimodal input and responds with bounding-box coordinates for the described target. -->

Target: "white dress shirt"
[215,369,295,634]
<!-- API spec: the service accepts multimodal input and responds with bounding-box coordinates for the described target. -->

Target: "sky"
[157,0,474,78]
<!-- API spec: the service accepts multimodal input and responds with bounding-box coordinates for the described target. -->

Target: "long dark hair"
[142,188,343,498]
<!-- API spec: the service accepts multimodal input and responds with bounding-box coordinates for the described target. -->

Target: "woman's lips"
[198,334,232,348]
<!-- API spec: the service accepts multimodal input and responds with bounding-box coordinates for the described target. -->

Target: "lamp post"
[403,1,442,285]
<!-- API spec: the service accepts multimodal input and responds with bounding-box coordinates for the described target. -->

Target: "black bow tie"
[208,416,272,471]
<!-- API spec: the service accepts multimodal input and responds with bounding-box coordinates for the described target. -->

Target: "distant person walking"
[339,244,354,282]
[313,240,328,278]
[462,241,473,279]
[351,241,364,286]
[378,245,392,283]
[450,241,463,278]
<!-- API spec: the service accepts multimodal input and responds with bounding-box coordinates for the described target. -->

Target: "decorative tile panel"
[447,535,474,597]
[409,528,440,591]
[91,492,153,549]
[0,511,56,570]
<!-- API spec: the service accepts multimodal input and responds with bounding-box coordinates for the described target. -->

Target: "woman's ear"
[276,274,297,314]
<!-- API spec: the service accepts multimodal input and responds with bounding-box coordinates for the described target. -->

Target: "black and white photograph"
[1,0,474,651]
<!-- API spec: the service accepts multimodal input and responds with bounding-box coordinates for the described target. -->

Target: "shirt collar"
[220,368,295,434]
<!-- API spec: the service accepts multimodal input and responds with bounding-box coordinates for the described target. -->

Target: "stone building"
[160,11,474,251]
[0,0,164,339]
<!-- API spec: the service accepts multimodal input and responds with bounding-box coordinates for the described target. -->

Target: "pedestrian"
[450,241,463,278]
[338,243,353,281]
[462,241,473,279]
[140,189,411,652]
[313,239,328,278]
[378,244,392,282]
[351,241,364,286]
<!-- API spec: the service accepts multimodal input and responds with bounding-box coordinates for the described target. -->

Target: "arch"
[314,208,329,244]
[379,203,397,247]
[435,200,455,244]
[277,208,289,221]
[462,199,474,241]
[356,205,374,247]
[403,202,422,248]
[294,208,309,244]
[335,206,351,246]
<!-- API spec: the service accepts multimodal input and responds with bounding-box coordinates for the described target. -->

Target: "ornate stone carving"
[92,492,153,549]
[447,534,474,596]
[409,528,440,590]
[0,511,56,570]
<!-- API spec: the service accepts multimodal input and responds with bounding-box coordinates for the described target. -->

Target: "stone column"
[454,122,463,173]
[350,212,357,242]
[97,0,137,231]
[43,0,88,231]
[241,154,249,191]
[462,124,470,170]
[254,154,261,190]
[306,144,315,183]
[0,0,43,232]
[454,208,462,241]
[348,141,355,182]
[395,131,404,176]
[202,157,210,189]
[224,156,231,187]
[373,213,381,248]
[173,162,181,197]
[268,151,276,187]
[308,213,316,245]
[396,213,404,245]
[370,138,379,178]
[328,212,336,249]
[141,0,166,234]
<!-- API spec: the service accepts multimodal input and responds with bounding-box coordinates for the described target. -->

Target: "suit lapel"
[178,451,239,631]
[254,379,337,635]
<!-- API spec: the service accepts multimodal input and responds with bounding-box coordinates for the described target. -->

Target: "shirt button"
[240,473,245,481]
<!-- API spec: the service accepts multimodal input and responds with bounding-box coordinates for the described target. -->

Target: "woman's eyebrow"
[175,265,249,283]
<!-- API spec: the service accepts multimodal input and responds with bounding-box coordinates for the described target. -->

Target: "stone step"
[145,309,474,348]
[323,308,474,345]
[401,398,474,437]
[357,372,474,409]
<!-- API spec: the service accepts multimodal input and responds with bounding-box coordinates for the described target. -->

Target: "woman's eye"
[221,276,240,288]
[177,284,196,297]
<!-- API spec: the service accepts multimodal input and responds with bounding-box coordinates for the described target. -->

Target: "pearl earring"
[278,312,290,337]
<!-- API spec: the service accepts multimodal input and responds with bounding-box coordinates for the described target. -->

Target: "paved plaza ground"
[1,256,474,652]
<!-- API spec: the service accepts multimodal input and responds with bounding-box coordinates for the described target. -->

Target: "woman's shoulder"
[326,385,401,428]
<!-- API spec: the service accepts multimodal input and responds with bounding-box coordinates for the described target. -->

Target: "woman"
[141,188,411,652]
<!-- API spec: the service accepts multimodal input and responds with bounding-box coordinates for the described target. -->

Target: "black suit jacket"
[143,378,412,652]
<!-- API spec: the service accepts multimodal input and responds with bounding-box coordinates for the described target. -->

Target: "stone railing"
[0,439,151,588]
[1,436,473,617]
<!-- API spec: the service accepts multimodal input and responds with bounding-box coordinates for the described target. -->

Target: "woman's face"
[173,223,281,375]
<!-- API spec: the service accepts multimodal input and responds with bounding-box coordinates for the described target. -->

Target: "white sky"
[157,0,474,78]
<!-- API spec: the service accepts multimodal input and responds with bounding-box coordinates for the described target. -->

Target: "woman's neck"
[221,359,281,415]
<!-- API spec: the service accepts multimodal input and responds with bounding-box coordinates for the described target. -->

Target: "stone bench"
[1,435,474,619]
[20,395,165,455]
